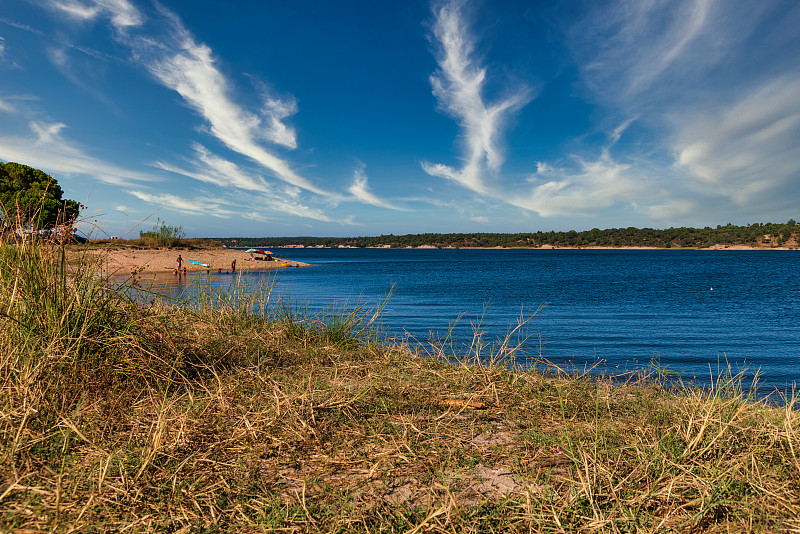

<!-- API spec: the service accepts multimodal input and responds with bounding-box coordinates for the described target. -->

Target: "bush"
[138,217,185,247]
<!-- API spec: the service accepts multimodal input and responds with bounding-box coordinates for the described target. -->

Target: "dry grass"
[1,223,799,533]
[82,236,222,249]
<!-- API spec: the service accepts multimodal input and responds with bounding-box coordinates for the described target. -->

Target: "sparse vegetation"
[80,217,222,250]
[87,235,223,250]
[137,216,187,247]
[1,215,799,532]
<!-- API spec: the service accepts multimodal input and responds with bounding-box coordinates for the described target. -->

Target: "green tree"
[0,162,80,228]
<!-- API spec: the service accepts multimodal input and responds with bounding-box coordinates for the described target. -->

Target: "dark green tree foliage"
[216,220,799,249]
[0,162,80,228]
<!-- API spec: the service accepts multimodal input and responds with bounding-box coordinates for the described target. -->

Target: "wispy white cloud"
[348,166,407,211]
[261,97,299,149]
[0,120,157,186]
[244,200,351,224]
[463,0,800,223]
[0,23,31,70]
[423,0,533,194]
[134,8,331,197]
[0,63,354,228]
[0,18,43,35]
[151,145,355,223]
[23,0,426,230]
[422,0,649,219]
[30,121,66,143]
[570,0,720,102]
[47,47,68,68]
[154,143,273,193]
[673,76,800,207]
[45,46,89,91]
[128,190,235,218]
[40,0,335,200]
[399,195,460,210]
[513,148,644,217]
[50,0,144,30]
[130,180,350,224]
[2,14,116,70]
[562,0,800,221]
[505,114,656,218]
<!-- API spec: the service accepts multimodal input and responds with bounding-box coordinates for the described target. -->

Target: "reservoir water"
[153,248,800,399]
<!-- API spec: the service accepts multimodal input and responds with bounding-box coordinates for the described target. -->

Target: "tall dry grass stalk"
[1,213,799,533]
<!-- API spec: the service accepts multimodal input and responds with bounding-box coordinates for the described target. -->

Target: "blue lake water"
[153,248,800,399]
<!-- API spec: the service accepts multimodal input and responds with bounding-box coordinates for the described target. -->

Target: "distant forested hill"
[213,221,799,249]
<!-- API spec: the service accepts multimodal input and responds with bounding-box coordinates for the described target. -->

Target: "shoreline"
[89,247,309,278]
[274,244,798,251]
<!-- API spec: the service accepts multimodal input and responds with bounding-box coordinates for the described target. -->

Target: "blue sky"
[1,0,799,238]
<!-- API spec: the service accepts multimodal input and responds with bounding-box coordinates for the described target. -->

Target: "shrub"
[138,217,185,247]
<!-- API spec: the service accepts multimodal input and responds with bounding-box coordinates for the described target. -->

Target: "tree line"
[216,221,799,249]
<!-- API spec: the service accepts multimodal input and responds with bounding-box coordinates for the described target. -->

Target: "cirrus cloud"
[422,0,533,194]
[348,166,407,211]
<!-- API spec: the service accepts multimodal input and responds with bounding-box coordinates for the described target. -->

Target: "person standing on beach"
[231,259,236,273]
[177,254,183,271]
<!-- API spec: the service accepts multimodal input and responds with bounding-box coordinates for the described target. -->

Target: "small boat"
[186,259,210,268]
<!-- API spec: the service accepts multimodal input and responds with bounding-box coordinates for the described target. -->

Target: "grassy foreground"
[1,230,799,533]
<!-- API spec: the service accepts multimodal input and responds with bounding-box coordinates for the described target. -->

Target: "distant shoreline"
[216,221,800,250]
[263,244,797,251]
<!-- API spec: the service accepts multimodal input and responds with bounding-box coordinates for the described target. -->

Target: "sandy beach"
[92,247,309,278]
